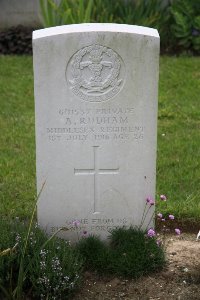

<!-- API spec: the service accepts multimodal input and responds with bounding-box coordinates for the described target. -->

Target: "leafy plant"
[40,0,168,28]
[27,232,82,300]
[91,0,120,23]
[39,0,171,52]
[0,218,21,297]
[39,0,93,27]
[0,216,83,299]
[170,0,200,53]
[116,0,167,28]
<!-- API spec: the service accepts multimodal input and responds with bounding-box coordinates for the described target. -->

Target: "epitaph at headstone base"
[33,23,159,242]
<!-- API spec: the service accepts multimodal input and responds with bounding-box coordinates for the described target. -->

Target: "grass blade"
[14,182,46,299]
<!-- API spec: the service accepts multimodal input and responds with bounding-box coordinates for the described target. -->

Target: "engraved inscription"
[74,146,119,214]
[66,44,125,102]
[50,218,130,233]
[46,106,145,142]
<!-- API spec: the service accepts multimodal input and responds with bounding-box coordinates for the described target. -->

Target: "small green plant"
[140,194,182,246]
[77,193,182,278]
[170,0,200,53]
[110,227,165,277]
[0,186,83,300]
[0,219,83,300]
[27,231,82,300]
[77,227,165,278]
[0,218,21,297]
[76,235,111,273]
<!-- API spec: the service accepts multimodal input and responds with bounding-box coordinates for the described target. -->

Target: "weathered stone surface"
[33,23,159,241]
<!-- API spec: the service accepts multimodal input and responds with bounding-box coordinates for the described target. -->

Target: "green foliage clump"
[0,218,22,287]
[77,227,165,278]
[76,235,111,273]
[27,231,82,299]
[0,218,83,300]
[110,227,165,277]
[93,0,167,31]
[39,0,166,28]
[170,0,200,53]
[40,0,93,27]
[39,0,200,54]
[39,0,169,49]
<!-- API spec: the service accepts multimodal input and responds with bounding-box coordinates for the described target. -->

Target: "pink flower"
[147,228,156,238]
[146,196,152,203]
[160,194,167,201]
[169,214,175,220]
[82,230,88,237]
[146,196,155,206]
[175,228,181,235]
[72,220,80,228]
[161,218,166,222]
[157,213,163,219]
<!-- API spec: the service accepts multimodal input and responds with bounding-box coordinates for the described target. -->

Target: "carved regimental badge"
[66,44,125,102]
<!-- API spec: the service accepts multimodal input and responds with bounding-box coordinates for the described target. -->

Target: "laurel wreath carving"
[70,45,122,93]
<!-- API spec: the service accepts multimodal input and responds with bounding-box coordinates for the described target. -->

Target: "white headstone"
[33,24,159,241]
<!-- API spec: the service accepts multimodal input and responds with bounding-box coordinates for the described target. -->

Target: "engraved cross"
[74,146,119,214]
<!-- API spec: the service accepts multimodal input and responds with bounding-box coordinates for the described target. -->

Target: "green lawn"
[0,55,200,224]
[157,57,200,222]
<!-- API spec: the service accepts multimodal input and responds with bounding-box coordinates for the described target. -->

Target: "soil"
[73,233,200,300]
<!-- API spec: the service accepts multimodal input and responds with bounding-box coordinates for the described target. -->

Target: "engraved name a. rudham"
[66,44,125,102]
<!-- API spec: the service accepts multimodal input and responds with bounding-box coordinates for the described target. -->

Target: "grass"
[157,57,200,221]
[0,55,200,224]
[0,56,35,218]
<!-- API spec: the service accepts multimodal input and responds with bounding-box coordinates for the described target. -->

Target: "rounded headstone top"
[33,23,159,40]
